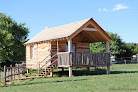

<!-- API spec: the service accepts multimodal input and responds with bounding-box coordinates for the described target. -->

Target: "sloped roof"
[25,18,112,45]
[25,19,90,44]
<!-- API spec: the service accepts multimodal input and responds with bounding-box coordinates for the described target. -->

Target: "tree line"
[90,32,138,58]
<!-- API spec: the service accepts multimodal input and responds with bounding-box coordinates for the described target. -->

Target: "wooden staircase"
[38,54,57,77]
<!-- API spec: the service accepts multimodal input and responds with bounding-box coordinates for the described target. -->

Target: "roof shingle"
[25,18,90,44]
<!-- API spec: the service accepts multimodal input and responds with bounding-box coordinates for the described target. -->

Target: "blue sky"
[1,0,138,43]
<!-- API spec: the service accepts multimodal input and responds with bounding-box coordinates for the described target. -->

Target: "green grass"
[0,64,138,92]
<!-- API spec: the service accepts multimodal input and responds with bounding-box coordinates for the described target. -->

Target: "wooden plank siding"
[57,52,111,67]
[76,42,89,52]
[51,35,90,63]
[26,38,90,69]
[26,42,51,69]
[51,40,67,65]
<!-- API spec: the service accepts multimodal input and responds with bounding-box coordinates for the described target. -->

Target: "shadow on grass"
[54,70,105,77]
[8,78,88,87]
[54,70,138,77]
[110,71,138,74]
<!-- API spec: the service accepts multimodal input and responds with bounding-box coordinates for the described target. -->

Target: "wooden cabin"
[24,18,112,77]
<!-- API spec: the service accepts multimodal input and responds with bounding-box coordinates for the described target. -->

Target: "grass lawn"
[0,63,138,92]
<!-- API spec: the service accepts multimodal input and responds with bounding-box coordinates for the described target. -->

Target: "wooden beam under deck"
[58,65,110,68]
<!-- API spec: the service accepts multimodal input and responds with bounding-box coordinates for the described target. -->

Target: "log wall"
[26,42,51,69]
[26,33,90,69]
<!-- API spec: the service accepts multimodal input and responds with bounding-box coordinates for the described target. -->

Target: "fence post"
[4,65,6,86]
[22,64,25,75]
[7,69,9,80]
[13,68,15,80]
[45,66,47,77]
[10,65,12,81]
[0,63,1,82]
[124,60,127,69]
[17,64,20,80]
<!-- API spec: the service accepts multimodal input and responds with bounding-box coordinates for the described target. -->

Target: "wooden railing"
[38,53,57,74]
[57,52,111,67]
[0,64,26,85]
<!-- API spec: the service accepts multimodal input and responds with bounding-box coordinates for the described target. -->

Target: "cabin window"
[30,46,34,59]
[66,44,76,52]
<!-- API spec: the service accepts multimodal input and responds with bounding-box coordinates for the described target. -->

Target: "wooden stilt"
[69,66,72,77]
[87,67,90,72]
[106,66,110,74]
[68,39,72,77]
[27,68,30,74]
[62,68,64,72]
[95,67,97,70]
[0,64,1,82]
[50,69,53,77]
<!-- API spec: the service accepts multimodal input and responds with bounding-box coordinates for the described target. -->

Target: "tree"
[134,45,138,54]
[90,32,130,58]
[0,14,29,63]
[90,32,138,58]
[123,43,137,57]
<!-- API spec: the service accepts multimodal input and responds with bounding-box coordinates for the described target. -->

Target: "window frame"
[30,46,34,59]
[66,44,76,52]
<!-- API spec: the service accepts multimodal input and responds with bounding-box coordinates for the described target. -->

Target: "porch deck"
[57,52,111,67]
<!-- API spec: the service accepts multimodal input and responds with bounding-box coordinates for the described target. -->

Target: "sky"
[0,0,138,43]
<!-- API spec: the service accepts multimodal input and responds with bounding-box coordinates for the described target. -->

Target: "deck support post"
[106,66,110,74]
[106,41,110,53]
[27,68,30,74]
[62,68,64,72]
[68,39,72,52]
[68,39,72,77]
[69,66,72,77]
[87,67,90,73]
[106,41,111,74]
[50,70,53,77]
[95,67,98,70]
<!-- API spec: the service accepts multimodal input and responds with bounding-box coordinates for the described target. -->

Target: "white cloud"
[98,8,102,11]
[112,4,128,11]
[103,8,108,12]
[44,26,48,30]
[98,8,108,12]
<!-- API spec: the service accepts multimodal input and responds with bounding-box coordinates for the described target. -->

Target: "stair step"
[39,64,57,77]
[42,71,50,73]
[39,74,45,76]
[50,64,56,67]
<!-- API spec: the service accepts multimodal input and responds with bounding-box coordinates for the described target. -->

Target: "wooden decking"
[57,52,111,67]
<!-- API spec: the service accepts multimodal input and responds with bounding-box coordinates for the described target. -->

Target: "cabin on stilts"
[24,18,112,77]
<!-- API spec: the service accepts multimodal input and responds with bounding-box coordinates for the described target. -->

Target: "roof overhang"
[67,18,112,42]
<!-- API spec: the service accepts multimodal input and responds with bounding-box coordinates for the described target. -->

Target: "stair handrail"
[50,58,57,66]
[39,54,51,63]
[38,53,57,74]
[40,53,57,69]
